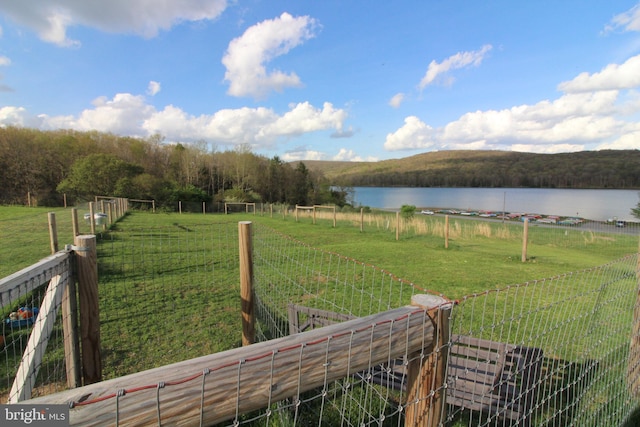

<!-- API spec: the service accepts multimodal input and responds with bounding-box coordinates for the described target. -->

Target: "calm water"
[352,187,640,221]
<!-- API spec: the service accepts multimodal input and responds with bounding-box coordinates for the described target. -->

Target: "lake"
[351,187,640,221]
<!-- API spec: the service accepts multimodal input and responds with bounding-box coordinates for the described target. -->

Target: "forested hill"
[302,150,640,188]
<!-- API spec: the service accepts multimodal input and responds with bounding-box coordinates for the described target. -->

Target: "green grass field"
[2,205,637,293]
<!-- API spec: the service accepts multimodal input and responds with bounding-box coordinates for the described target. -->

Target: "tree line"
[323,150,640,189]
[0,127,349,209]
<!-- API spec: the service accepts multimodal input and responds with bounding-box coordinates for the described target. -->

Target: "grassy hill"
[300,149,640,188]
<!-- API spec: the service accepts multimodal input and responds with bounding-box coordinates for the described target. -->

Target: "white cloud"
[558,55,640,92]
[386,53,640,154]
[2,90,349,152]
[332,148,377,162]
[143,105,279,144]
[0,56,11,66]
[389,93,404,108]
[222,12,319,98]
[597,131,640,150]
[53,93,156,135]
[258,102,346,138]
[147,81,161,96]
[604,4,640,33]
[0,0,228,47]
[144,100,346,146]
[281,149,326,162]
[0,106,43,127]
[510,143,585,154]
[384,116,436,151]
[419,44,492,90]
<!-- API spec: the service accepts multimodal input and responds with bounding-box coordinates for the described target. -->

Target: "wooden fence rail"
[24,302,440,426]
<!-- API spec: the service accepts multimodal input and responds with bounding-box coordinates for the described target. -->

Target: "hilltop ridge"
[300,150,640,188]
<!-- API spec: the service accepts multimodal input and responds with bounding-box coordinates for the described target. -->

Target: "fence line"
[1,204,131,404]
[5,213,640,426]
[248,221,640,426]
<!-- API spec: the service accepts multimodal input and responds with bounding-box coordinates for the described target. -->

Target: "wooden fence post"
[445,215,449,249]
[522,218,529,262]
[48,212,58,254]
[360,207,364,232]
[89,202,96,235]
[71,208,79,237]
[239,221,255,346]
[100,201,107,231]
[75,234,102,385]
[405,294,451,427]
[396,211,400,241]
[333,206,336,228]
[62,246,81,389]
[49,212,82,389]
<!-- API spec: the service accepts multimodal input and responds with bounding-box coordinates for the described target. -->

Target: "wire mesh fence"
[306,208,639,260]
[95,221,240,379]
[249,222,640,427]
[0,252,72,403]
[448,255,639,427]
[3,210,640,426]
[251,223,437,339]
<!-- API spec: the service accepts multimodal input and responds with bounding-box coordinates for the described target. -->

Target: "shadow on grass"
[621,406,640,427]
[534,357,602,426]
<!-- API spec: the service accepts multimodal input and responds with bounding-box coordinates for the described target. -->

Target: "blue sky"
[1,1,640,161]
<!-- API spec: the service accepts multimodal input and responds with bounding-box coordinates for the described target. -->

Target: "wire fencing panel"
[251,223,439,338]
[251,224,640,426]
[448,254,639,427]
[310,209,639,260]
[96,222,240,379]
[250,223,447,426]
[0,253,72,403]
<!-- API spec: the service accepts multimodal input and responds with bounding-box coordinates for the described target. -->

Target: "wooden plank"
[0,251,70,306]
[288,304,356,333]
[8,272,68,402]
[287,304,299,334]
[446,393,522,420]
[24,305,434,427]
[448,367,500,383]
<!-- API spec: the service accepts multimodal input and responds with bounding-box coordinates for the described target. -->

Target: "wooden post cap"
[411,294,450,310]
